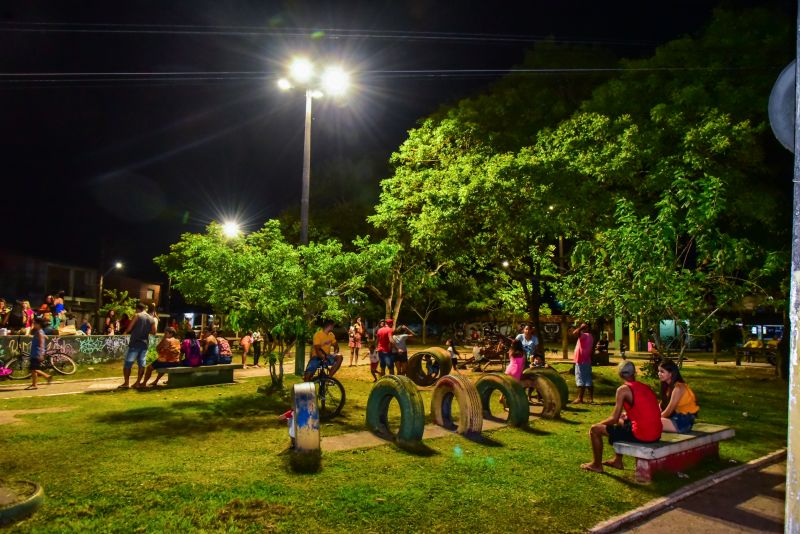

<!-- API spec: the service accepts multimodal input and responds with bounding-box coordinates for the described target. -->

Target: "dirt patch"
[0,406,73,425]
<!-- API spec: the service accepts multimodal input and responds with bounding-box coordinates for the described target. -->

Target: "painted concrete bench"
[612,422,734,483]
[160,364,243,387]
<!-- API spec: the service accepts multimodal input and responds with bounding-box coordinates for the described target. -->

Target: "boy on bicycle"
[303,319,343,381]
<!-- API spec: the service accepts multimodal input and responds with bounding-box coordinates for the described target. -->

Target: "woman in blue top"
[28,318,52,390]
[515,324,540,367]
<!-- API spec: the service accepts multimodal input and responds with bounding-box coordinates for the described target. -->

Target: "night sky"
[0,0,753,281]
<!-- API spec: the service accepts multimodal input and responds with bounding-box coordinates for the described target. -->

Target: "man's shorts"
[124,346,148,369]
[29,356,42,371]
[305,354,336,375]
[670,412,696,433]
[394,351,408,363]
[606,420,658,445]
[575,363,593,386]
[378,351,394,371]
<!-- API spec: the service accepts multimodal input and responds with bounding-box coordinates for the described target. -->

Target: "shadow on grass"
[517,424,550,436]
[93,392,290,439]
[464,433,504,447]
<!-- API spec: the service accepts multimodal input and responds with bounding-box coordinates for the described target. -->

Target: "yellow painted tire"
[430,374,483,435]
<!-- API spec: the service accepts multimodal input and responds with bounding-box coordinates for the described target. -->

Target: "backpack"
[217,336,232,357]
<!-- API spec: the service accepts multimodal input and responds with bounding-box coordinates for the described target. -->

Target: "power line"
[0,66,777,86]
[0,21,660,47]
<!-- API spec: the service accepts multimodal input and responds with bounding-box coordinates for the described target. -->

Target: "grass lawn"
[0,356,788,533]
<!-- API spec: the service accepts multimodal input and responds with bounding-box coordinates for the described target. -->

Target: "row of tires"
[289,365,570,468]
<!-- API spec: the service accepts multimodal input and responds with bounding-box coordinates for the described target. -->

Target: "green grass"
[0,361,787,533]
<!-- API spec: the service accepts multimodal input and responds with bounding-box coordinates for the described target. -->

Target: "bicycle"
[308,355,345,421]
[5,348,77,379]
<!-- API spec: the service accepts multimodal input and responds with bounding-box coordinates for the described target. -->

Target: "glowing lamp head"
[289,58,314,84]
[222,221,240,238]
[321,66,349,96]
[502,260,510,268]
[277,78,292,91]
[114,262,123,269]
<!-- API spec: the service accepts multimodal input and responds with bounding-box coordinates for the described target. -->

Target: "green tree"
[100,290,138,324]
[155,221,365,389]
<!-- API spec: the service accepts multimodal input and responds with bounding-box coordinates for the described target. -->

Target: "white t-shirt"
[368,349,379,363]
[393,334,410,352]
[515,333,539,357]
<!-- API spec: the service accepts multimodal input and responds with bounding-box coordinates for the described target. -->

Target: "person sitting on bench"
[581,361,662,473]
[658,359,699,433]
[143,326,181,387]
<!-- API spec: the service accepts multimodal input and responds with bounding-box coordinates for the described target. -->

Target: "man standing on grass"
[581,361,662,473]
[376,318,396,376]
[120,302,156,389]
[571,322,594,404]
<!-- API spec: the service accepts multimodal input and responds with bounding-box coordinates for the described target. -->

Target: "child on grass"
[362,342,379,381]
[277,409,296,448]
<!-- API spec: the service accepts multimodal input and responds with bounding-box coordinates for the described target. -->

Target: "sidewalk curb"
[589,448,787,534]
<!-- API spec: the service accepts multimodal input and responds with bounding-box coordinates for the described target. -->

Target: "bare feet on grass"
[602,458,624,470]
[580,462,603,473]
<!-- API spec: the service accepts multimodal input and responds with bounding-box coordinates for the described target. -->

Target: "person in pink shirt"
[571,323,594,404]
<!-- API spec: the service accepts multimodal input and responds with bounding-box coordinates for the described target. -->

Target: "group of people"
[120,303,236,388]
[0,293,81,335]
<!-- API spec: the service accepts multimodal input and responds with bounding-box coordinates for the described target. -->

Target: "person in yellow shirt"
[658,359,699,433]
[303,319,343,381]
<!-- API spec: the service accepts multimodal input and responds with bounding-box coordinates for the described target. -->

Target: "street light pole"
[300,89,312,246]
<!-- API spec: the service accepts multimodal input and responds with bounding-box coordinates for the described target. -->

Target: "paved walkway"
[592,450,786,533]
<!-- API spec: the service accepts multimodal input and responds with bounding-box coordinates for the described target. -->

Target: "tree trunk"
[421,317,428,344]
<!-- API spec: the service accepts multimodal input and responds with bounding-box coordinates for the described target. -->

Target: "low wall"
[0,335,159,365]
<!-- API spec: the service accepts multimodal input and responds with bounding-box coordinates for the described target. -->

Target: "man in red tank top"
[581,361,662,473]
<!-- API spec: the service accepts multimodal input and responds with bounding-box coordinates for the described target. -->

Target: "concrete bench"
[160,364,243,388]
[612,422,734,483]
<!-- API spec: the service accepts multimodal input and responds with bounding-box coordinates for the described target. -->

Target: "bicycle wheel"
[49,352,77,375]
[5,357,32,380]
[313,376,345,420]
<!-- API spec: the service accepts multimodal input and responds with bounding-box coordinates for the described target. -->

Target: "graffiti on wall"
[0,335,144,364]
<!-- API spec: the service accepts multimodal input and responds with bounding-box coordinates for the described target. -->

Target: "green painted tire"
[366,375,425,446]
[523,367,569,406]
[406,348,452,387]
[521,373,563,419]
[475,374,529,427]
[0,480,43,525]
[430,374,483,435]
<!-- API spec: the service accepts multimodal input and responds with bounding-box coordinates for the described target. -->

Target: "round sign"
[768,60,796,153]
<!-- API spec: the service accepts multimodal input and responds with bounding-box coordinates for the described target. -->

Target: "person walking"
[392,324,414,375]
[571,323,594,404]
[26,318,52,390]
[120,302,155,389]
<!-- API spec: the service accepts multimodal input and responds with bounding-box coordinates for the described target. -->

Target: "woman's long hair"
[658,359,685,409]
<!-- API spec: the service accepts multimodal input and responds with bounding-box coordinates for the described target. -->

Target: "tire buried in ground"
[290,382,321,472]
[522,367,569,406]
[366,375,425,447]
[430,374,483,435]
[406,348,453,386]
[475,374,529,427]
[521,373,563,419]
